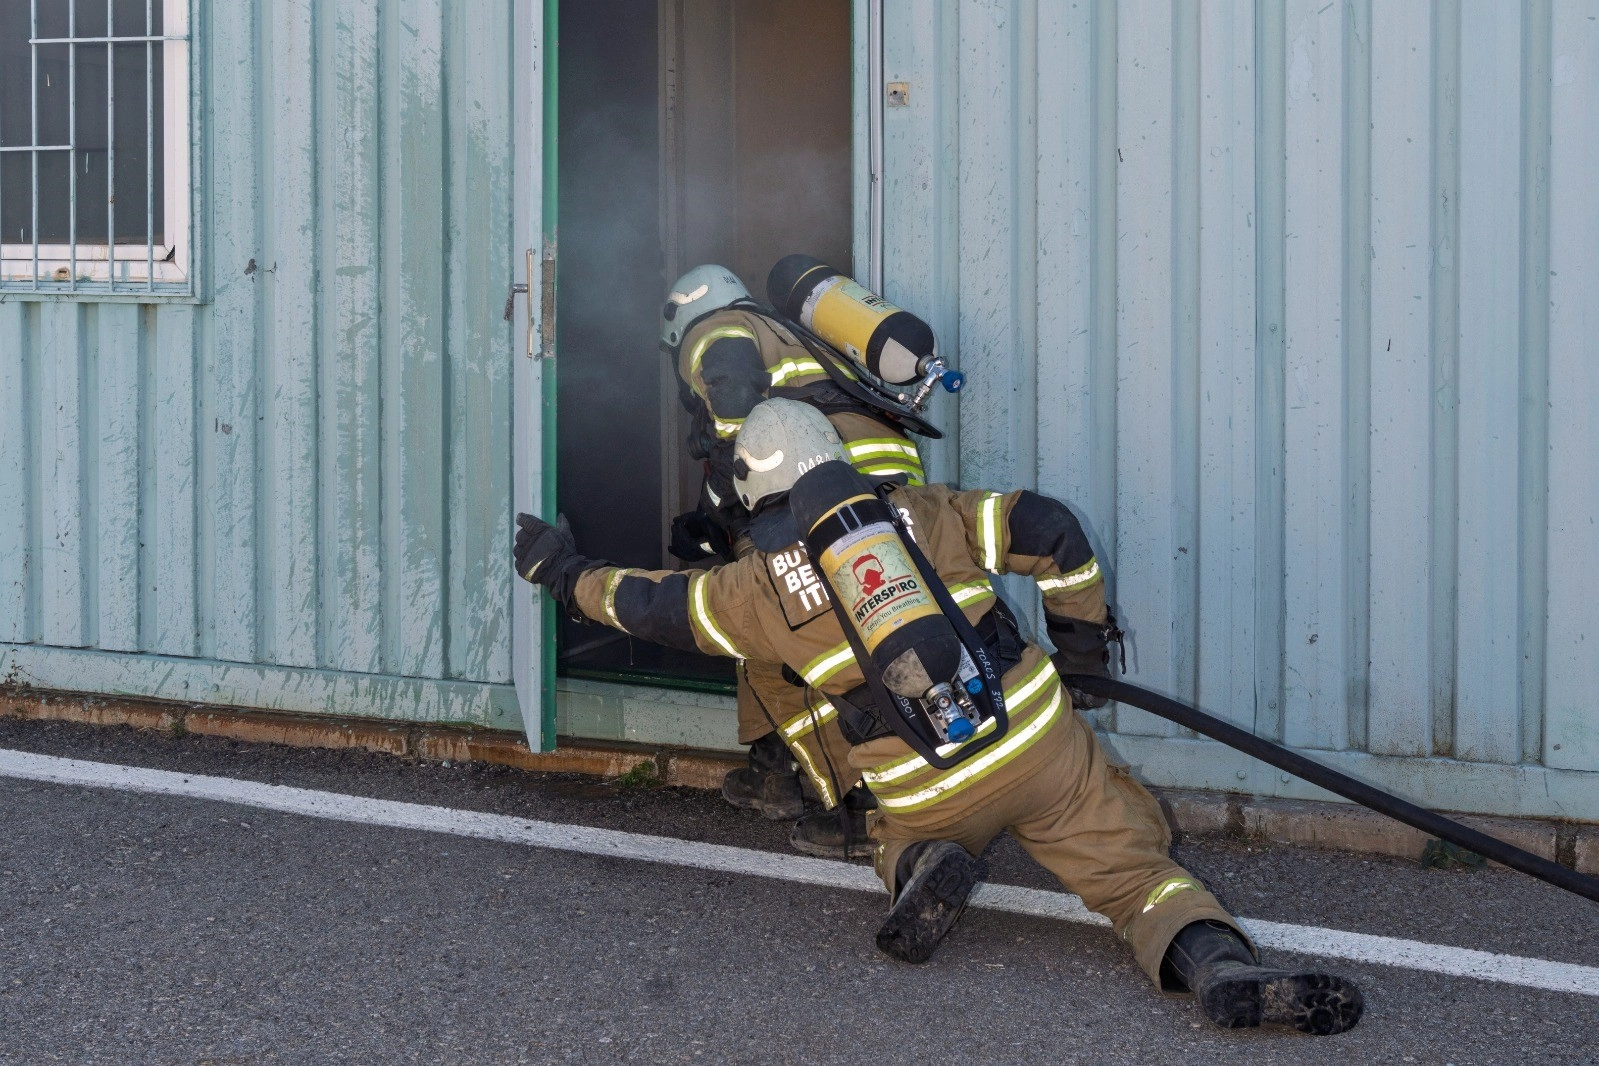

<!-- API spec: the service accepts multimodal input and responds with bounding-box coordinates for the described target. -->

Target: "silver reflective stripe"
[1037,559,1101,592]
[871,689,1064,811]
[802,642,855,686]
[689,574,743,659]
[844,438,920,459]
[948,581,994,607]
[978,493,1004,571]
[782,701,839,807]
[782,700,838,739]
[864,657,1056,785]
[1142,877,1202,914]
[768,357,826,385]
[602,569,632,631]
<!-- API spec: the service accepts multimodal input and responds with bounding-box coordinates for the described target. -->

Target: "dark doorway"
[556,0,852,691]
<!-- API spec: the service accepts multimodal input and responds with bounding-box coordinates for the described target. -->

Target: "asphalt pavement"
[1,715,1595,1065]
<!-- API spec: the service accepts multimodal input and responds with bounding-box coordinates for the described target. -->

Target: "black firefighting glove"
[668,509,733,563]
[1046,609,1125,710]
[513,512,597,614]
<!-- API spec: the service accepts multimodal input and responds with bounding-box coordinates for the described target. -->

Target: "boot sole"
[787,828,874,860]
[874,845,978,964]
[1202,971,1365,1035]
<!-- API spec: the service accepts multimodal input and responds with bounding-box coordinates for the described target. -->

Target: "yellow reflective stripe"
[782,700,838,739]
[602,569,632,631]
[768,357,826,385]
[844,438,920,459]
[790,741,836,808]
[871,689,1064,812]
[851,455,925,471]
[977,493,1004,572]
[689,573,743,659]
[864,656,1056,784]
[1037,559,1102,593]
[782,701,839,807]
[866,710,1005,786]
[687,325,757,379]
[1142,877,1202,914]
[713,415,745,439]
[801,641,855,686]
[852,462,926,480]
[948,580,995,607]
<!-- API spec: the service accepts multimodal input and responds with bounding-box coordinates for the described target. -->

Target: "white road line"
[4,747,1597,999]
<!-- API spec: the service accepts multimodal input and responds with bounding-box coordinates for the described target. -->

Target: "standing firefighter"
[515,399,1364,1036]
[659,264,928,858]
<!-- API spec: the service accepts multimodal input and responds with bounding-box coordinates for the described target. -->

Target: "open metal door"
[512,0,557,750]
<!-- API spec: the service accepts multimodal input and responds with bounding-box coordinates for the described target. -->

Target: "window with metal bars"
[0,0,191,294]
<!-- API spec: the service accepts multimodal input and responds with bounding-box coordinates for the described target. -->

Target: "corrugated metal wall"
[880,0,1599,818]
[1,1,523,728]
[4,0,1596,820]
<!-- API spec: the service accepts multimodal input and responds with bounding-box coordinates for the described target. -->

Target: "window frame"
[0,0,193,297]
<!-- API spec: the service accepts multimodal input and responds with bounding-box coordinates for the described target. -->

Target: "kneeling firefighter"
[659,261,946,859]
[514,399,1364,1036]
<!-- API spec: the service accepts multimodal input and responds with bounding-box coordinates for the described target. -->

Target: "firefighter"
[513,399,1363,1035]
[659,264,927,859]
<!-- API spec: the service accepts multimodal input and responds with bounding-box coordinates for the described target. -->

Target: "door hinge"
[538,238,557,360]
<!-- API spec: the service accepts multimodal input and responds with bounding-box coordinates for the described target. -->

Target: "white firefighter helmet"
[660,264,750,352]
[733,398,845,511]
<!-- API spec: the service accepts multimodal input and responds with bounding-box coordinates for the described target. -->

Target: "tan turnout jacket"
[571,482,1107,822]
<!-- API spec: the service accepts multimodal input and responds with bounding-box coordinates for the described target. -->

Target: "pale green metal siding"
[1,1,523,728]
[873,0,1599,820]
[4,0,1598,826]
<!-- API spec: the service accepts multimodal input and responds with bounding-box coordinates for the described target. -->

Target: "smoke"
[556,0,666,572]
[556,0,854,581]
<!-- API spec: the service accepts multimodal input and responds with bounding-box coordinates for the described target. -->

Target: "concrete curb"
[0,687,741,793]
[4,686,1595,875]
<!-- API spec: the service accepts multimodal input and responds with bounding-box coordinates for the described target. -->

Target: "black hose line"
[1060,673,1599,906]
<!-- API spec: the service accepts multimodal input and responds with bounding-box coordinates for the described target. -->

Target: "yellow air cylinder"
[790,461,961,700]
[767,254,937,385]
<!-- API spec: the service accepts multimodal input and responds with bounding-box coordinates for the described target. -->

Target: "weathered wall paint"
[0,0,518,725]
[878,0,1599,812]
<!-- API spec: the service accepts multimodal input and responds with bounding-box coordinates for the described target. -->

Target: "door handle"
[502,280,529,322]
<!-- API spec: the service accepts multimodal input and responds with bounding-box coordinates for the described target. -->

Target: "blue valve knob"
[940,368,965,393]
[946,717,975,743]
[965,677,984,695]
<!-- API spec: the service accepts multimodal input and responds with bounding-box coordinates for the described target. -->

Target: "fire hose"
[1060,674,1599,906]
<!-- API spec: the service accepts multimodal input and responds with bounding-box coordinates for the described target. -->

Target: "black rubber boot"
[874,840,979,964]
[788,784,876,859]
[1163,920,1364,1035]
[721,733,804,821]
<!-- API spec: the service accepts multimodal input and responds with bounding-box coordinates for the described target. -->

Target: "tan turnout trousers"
[736,659,858,808]
[860,652,1249,987]
[571,481,1249,977]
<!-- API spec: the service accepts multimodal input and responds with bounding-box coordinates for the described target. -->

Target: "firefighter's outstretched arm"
[950,488,1120,705]
[513,512,775,663]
